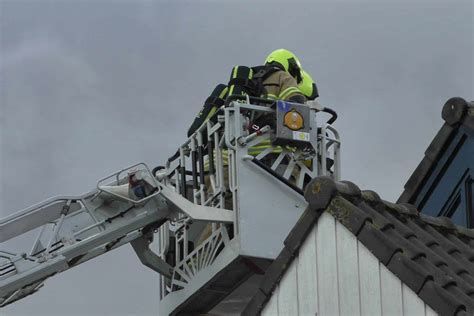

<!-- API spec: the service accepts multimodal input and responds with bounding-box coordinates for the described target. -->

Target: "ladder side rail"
[157,221,169,299]
[190,137,199,204]
[216,130,226,209]
[206,120,217,194]
[178,147,187,199]
[3,198,99,265]
[321,124,328,177]
[317,123,341,180]
[0,190,96,226]
[23,194,153,262]
[0,252,15,260]
[197,131,206,206]
[0,194,94,243]
[224,107,237,151]
[326,124,342,181]
[228,149,238,233]
[27,162,161,261]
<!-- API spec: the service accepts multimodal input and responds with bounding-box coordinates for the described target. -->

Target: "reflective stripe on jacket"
[262,70,304,101]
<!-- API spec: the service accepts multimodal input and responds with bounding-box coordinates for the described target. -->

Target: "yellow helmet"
[298,70,319,100]
[265,49,303,83]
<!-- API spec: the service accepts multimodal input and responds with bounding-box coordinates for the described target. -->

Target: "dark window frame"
[438,169,472,228]
[466,176,473,228]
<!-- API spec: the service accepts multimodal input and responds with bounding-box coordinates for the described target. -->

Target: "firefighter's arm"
[278,72,306,104]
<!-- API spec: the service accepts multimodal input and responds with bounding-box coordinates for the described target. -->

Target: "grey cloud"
[0,0,472,315]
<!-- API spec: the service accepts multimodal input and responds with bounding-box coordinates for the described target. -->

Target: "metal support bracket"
[160,186,234,223]
[130,235,173,278]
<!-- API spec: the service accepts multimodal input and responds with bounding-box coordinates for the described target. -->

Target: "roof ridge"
[305,177,474,240]
[442,97,474,127]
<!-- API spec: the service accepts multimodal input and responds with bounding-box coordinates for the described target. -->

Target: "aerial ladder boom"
[0,163,233,307]
[0,97,340,313]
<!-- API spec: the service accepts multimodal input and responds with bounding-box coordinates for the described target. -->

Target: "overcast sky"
[0,0,473,315]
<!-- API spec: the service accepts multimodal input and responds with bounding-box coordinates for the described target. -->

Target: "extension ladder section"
[0,163,233,307]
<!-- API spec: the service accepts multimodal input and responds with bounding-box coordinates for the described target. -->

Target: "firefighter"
[188,49,316,137]
[227,48,307,104]
[261,48,307,103]
[195,50,317,245]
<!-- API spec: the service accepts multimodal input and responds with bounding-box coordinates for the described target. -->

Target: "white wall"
[262,212,438,316]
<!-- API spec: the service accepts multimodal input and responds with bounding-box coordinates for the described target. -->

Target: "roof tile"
[418,280,466,315]
[387,252,431,293]
[357,222,402,265]
[325,195,371,235]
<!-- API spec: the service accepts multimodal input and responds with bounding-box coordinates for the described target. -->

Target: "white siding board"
[380,263,403,315]
[297,225,318,316]
[316,212,340,316]
[336,221,361,316]
[278,260,299,315]
[358,240,382,315]
[262,285,279,316]
[425,304,438,316]
[402,283,426,316]
[259,213,440,316]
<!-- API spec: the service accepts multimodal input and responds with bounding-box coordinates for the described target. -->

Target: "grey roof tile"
[387,252,432,293]
[357,221,402,264]
[325,194,371,235]
[418,280,465,315]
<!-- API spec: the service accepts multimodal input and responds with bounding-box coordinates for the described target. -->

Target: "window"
[439,170,473,228]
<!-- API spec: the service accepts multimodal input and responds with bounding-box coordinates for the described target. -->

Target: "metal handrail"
[157,98,341,299]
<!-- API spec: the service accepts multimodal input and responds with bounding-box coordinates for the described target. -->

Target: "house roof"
[398,97,474,204]
[243,176,474,316]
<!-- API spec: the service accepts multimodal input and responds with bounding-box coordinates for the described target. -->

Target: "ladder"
[0,163,233,307]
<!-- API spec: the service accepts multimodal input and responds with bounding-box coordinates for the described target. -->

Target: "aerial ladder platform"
[0,96,340,315]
